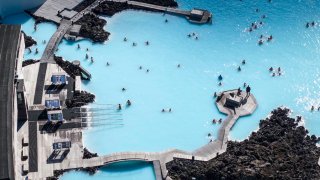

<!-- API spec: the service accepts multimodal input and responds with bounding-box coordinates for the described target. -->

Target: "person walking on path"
[246,85,251,97]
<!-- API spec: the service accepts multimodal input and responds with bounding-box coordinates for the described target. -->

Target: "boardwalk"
[127,1,190,16]
[45,89,257,179]
[41,20,72,62]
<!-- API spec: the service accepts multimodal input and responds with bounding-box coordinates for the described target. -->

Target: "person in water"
[145,41,149,45]
[124,37,127,41]
[35,48,39,54]
[269,67,273,72]
[311,106,315,111]
[122,88,126,91]
[118,104,122,110]
[243,82,247,88]
[146,69,149,73]
[86,54,89,59]
[242,59,246,65]
[106,62,110,66]
[165,19,168,23]
[127,100,131,106]
[177,64,181,68]
[246,85,251,96]
[77,44,80,49]
[306,22,310,28]
[139,66,142,70]
[218,75,223,81]
[238,66,241,71]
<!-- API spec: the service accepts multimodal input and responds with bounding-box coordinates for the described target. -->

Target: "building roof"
[0,24,21,180]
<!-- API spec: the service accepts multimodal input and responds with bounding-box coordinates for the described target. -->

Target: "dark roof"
[0,24,21,180]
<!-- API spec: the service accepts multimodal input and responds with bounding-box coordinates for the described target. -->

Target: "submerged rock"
[167,108,320,180]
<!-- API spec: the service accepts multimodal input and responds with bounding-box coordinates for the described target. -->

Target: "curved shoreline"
[167,108,320,179]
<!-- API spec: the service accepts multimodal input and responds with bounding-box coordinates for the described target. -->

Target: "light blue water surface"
[4,0,320,179]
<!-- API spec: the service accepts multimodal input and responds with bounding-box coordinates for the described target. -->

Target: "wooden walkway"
[49,90,257,179]
[127,1,190,16]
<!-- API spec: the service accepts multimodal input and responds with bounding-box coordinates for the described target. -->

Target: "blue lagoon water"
[4,0,320,179]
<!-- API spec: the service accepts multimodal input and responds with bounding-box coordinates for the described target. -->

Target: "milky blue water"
[3,0,320,179]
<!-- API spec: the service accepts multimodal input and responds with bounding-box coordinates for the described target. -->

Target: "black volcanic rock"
[93,0,178,17]
[83,148,98,159]
[132,0,178,7]
[93,1,129,16]
[54,56,82,78]
[22,31,37,48]
[167,108,320,180]
[65,91,95,108]
[22,59,40,67]
[75,13,110,43]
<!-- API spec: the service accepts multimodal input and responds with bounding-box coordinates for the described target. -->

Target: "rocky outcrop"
[167,108,320,180]
[75,13,110,43]
[93,0,178,17]
[93,1,129,16]
[83,148,98,159]
[54,56,82,78]
[22,31,37,48]
[22,59,40,67]
[132,0,178,7]
[65,91,95,108]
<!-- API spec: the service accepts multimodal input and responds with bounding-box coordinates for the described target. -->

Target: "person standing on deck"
[246,85,251,97]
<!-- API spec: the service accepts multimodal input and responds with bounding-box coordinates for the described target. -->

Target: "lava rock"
[54,56,82,78]
[22,31,37,48]
[167,108,320,180]
[22,59,40,67]
[83,148,98,159]
[75,13,110,43]
[93,0,178,17]
[65,90,95,108]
